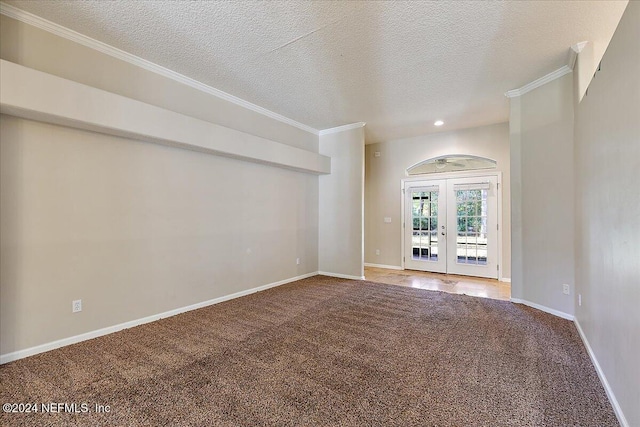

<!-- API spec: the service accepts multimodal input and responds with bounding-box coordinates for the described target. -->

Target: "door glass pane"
[411,189,438,261]
[456,188,488,265]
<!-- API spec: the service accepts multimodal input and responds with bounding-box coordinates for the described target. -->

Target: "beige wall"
[0,15,323,357]
[365,123,511,278]
[509,73,575,316]
[318,126,365,278]
[574,2,639,425]
[0,115,319,355]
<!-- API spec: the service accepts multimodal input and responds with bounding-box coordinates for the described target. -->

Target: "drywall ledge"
[0,60,330,175]
[0,2,320,136]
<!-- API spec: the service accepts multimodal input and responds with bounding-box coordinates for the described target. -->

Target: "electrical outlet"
[375,249,380,255]
[578,294,582,306]
[562,284,570,295]
[72,299,82,313]
[296,258,300,265]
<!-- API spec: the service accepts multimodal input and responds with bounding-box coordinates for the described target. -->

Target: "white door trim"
[445,175,498,279]
[401,172,503,280]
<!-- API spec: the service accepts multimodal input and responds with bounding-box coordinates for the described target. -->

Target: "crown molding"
[319,122,366,136]
[571,41,589,54]
[504,65,572,98]
[504,43,588,98]
[567,41,589,70]
[0,2,320,136]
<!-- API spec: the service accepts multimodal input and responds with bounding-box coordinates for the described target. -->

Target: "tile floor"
[364,266,511,301]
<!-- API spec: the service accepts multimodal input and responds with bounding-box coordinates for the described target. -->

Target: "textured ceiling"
[4,1,628,143]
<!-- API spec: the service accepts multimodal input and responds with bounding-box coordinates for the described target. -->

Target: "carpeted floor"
[0,276,618,426]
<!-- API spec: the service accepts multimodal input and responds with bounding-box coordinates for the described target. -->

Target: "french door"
[404,180,448,273]
[404,176,499,279]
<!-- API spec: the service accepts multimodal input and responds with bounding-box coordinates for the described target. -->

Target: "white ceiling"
[4,1,628,143]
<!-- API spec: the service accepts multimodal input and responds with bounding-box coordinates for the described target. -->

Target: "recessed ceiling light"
[434,120,444,126]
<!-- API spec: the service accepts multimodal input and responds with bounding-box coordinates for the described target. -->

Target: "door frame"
[403,180,448,273]
[400,171,504,281]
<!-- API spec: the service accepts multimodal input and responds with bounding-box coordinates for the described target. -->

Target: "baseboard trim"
[510,298,574,321]
[364,263,403,270]
[574,320,629,427]
[317,271,366,280]
[0,272,318,365]
[500,277,511,283]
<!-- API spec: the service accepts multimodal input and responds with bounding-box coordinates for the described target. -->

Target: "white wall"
[365,123,511,277]
[574,2,639,425]
[318,126,365,279]
[509,73,575,317]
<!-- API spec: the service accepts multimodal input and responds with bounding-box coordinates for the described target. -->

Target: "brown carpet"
[0,276,618,426]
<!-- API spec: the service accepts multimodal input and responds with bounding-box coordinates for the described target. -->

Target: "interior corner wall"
[509,73,575,316]
[318,127,365,278]
[364,123,511,277]
[509,97,524,299]
[574,1,639,425]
